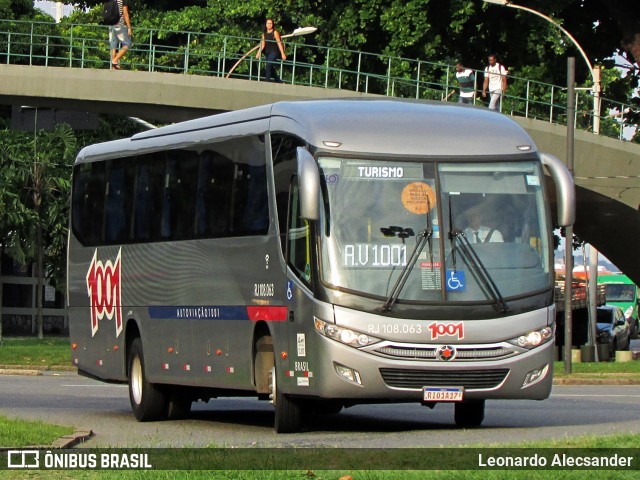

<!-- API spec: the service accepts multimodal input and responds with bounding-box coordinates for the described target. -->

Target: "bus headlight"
[314,318,381,348]
[509,326,554,349]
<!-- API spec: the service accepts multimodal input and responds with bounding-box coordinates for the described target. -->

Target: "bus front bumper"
[294,334,554,402]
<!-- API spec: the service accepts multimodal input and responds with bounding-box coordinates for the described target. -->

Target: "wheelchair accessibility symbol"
[286,281,293,301]
[446,270,465,291]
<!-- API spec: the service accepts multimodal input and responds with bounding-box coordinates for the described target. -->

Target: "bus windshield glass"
[604,284,636,302]
[318,157,551,305]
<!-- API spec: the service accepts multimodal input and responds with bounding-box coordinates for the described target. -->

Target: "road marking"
[552,394,639,398]
[62,384,127,388]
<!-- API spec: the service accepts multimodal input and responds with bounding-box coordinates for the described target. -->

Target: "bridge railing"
[0,19,636,141]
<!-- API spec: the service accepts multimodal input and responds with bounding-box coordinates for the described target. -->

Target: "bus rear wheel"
[128,338,168,421]
[269,365,302,433]
[454,400,485,428]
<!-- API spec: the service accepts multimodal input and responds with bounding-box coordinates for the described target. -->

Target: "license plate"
[423,387,464,402]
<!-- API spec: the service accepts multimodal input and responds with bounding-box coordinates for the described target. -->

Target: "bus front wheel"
[128,338,168,421]
[269,365,302,433]
[454,400,485,428]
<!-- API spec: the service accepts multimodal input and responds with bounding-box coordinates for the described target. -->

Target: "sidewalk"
[0,364,76,376]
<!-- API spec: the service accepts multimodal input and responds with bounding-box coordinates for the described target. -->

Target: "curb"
[0,364,77,372]
[0,431,94,452]
[0,368,42,376]
[0,365,77,376]
[51,430,94,449]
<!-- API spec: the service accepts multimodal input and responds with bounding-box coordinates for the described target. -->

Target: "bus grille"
[374,345,516,361]
[379,368,509,390]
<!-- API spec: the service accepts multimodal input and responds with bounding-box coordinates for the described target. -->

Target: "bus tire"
[270,365,302,433]
[454,400,485,428]
[128,338,168,422]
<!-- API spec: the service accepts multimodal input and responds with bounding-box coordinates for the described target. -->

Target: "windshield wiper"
[447,195,508,313]
[448,228,510,314]
[381,197,433,313]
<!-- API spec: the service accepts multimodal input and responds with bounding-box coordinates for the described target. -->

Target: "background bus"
[68,99,574,432]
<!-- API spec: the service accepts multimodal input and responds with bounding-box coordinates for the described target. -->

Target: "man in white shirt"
[482,54,508,111]
[463,210,504,243]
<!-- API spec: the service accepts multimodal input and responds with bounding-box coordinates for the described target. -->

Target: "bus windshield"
[318,157,551,305]
[605,284,636,302]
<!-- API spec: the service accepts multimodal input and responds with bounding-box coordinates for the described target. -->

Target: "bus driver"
[464,210,503,243]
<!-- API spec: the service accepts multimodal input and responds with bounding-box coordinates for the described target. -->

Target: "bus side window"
[288,181,312,285]
[132,155,164,242]
[272,134,305,255]
[161,151,198,241]
[238,163,268,234]
[196,152,233,237]
[104,158,135,244]
[71,162,106,246]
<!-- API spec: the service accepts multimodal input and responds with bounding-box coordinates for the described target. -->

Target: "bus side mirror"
[540,153,575,227]
[296,147,320,220]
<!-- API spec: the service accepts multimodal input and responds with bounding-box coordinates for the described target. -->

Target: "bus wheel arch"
[124,318,141,372]
[253,322,274,396]
[252,323,302,433]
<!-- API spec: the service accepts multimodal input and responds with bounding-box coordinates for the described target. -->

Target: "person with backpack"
[481,54,508,111]
[104,0,132,70]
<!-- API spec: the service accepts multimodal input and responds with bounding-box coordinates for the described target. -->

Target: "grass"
[0,414,74,447]
[0,336,71,368]
[553,360,640,378]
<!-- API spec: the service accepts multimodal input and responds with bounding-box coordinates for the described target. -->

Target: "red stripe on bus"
[246,306,288,322]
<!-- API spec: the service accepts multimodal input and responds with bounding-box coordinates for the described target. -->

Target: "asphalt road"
[1,373,640,448]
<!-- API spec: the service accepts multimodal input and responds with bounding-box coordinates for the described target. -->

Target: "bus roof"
[75,99,538,162]
[598,274,635,285]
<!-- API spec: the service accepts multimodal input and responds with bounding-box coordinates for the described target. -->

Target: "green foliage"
[0,336,70,366]
[3,124,76,293]
[0,414,74,447]
[0,0,33,20]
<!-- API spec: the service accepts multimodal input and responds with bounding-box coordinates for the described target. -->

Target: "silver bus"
[68,99,574,432]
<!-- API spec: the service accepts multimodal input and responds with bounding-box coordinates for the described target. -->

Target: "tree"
[0,123,36,342]
[0,122,75,339]
[84,0,637,130]
[0,0,34,19]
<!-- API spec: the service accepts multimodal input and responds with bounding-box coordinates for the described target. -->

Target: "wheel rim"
[131,355,143,405]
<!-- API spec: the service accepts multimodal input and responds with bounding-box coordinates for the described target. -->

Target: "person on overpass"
[482,54,508,111]
[109,0,132,70]
[256,19,287,83]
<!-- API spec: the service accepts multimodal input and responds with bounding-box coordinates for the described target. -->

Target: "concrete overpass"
[2,65,639,283]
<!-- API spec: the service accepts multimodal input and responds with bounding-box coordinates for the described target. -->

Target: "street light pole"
[482,0,601,134]
[564,57,575,373]
[484,0,603,367]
